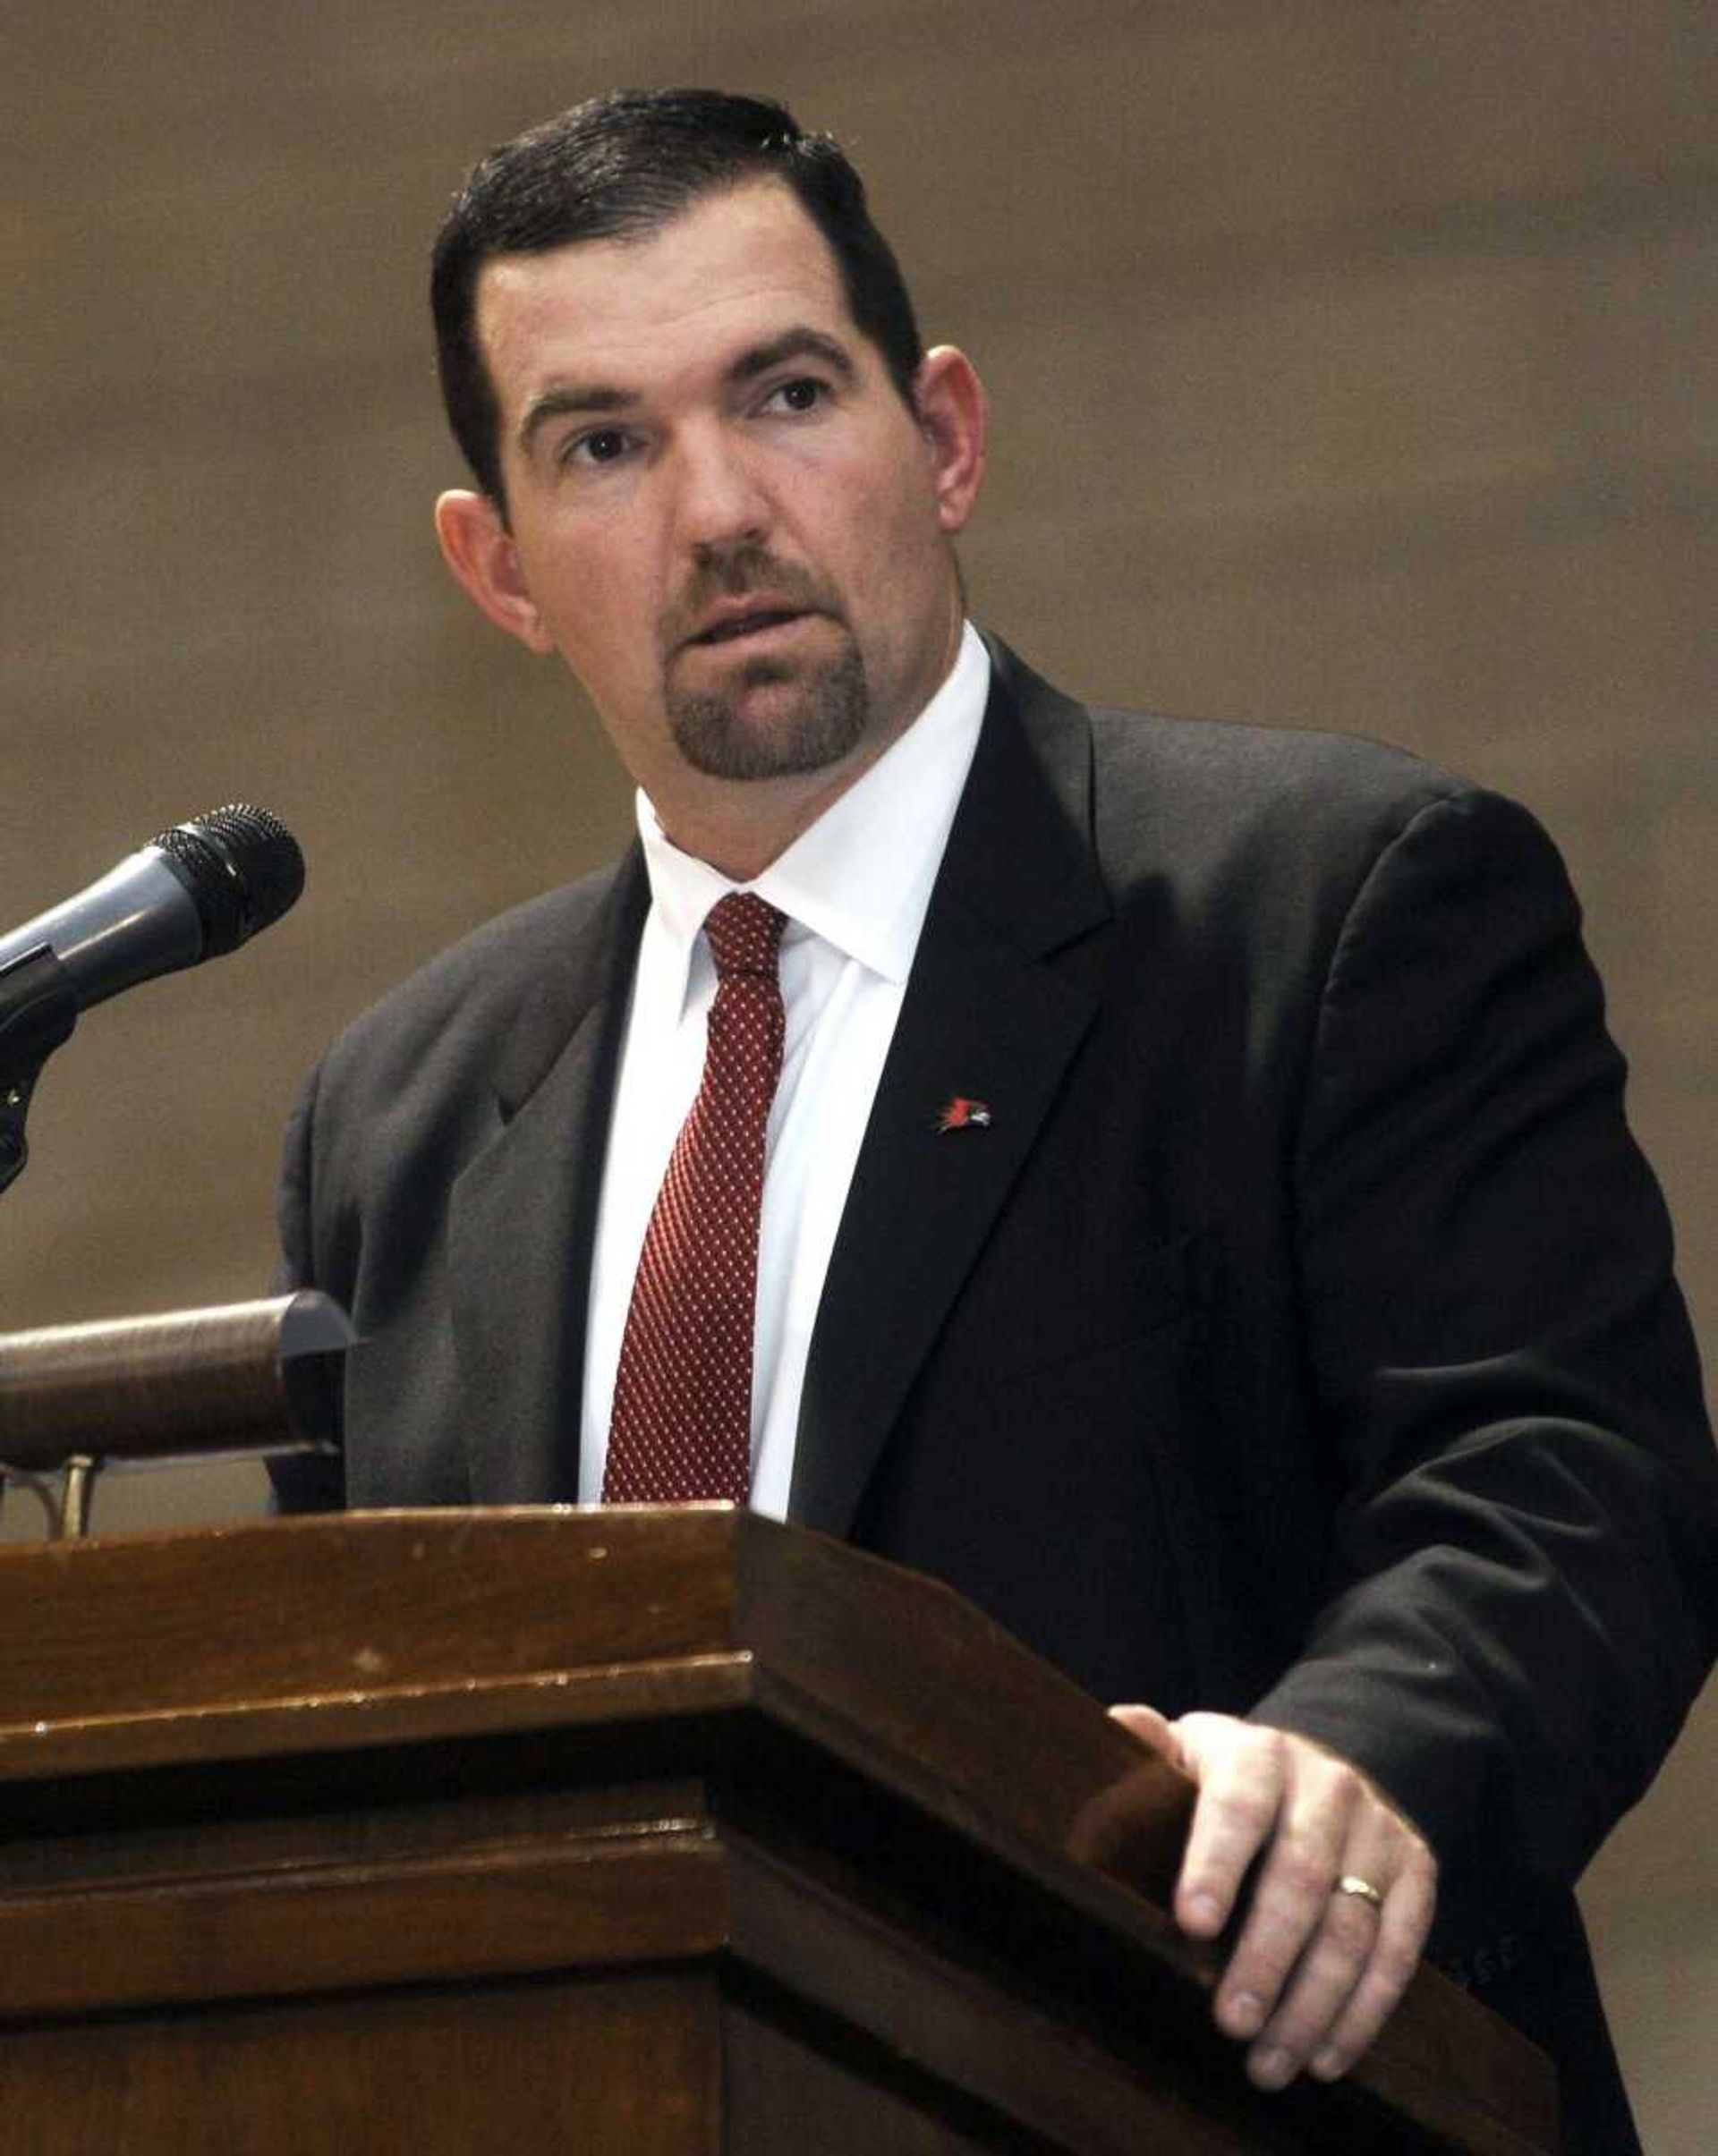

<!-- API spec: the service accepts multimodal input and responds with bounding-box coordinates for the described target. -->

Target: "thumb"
[1110,1702,1186,1770]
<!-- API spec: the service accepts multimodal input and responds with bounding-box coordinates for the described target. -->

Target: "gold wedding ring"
[1334,1873,1385,1911]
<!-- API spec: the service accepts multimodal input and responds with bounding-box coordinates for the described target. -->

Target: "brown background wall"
[4,4,1713,2144]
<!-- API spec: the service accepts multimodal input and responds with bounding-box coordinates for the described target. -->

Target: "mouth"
[684,605,814,650]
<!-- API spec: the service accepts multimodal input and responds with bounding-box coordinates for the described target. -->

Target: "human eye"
[559,425,637,471]
[759,375,828,417]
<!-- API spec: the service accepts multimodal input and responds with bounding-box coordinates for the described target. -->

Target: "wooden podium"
[0,1507,1558,2153]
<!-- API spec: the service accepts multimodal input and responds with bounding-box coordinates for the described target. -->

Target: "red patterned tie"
[602,893,787,1504]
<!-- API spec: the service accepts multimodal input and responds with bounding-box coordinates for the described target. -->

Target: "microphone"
[0,805,304,1014]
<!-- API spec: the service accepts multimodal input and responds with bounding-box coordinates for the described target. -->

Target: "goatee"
[667,634,870,781]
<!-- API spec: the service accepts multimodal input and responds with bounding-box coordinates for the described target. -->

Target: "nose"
[669,422,771,558]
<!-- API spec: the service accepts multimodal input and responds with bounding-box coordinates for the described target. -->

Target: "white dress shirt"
[580,622,991,1515]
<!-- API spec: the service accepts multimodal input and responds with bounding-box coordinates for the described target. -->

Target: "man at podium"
[273,90,1717,2156]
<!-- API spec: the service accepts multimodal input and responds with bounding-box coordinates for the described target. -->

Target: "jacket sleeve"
[1250,785,1717,1939]
[268,1056,347,1513]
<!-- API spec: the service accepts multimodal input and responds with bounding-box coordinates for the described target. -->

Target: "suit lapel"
[791,649,1111,1534]
[449,852,648,1502]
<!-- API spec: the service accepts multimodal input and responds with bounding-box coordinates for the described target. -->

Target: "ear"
[911,345,989,535]
[433,489,556,655]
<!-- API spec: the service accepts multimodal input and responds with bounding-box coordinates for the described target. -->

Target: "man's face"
[440,181,984,843]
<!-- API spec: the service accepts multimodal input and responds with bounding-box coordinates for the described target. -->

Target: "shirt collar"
[637,621,991,987]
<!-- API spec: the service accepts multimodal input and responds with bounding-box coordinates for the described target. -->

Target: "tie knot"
[704,892,786,981]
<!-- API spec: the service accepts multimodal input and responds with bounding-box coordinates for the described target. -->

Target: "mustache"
[661,544,840,648]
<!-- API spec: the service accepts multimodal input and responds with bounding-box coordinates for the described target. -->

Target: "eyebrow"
[726,327,858,389]
[515,326,860,461]
[517,382,636,460]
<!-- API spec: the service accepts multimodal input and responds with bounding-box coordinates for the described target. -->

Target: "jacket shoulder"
[988,643,1569,991]
[1088,702,1470,848]
[991,636,1475,866]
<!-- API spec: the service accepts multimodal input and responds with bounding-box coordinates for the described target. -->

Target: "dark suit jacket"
[277,640,1716,2147]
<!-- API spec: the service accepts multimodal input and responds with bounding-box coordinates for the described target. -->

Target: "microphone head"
[150,805,305,956]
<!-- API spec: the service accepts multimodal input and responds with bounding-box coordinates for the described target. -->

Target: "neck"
[654,751,888,881]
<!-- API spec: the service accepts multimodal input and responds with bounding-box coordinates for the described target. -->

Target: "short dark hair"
[430,88,924,507]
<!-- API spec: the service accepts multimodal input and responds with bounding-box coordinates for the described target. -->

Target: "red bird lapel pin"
[935,1095,992,1134]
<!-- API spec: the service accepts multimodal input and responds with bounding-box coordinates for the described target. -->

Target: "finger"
[1246,1831,1435,2090]
[1173,1719,1291,1943]
[1109,1702,1180,1764]
[1305,1852,1437,2081]
[1241,1872,1390,2086]
[1074,1714,1198,1897]
[1209,1745,1362,2040]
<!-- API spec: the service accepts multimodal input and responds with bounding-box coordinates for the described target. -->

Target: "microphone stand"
[0,945,80,1195]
